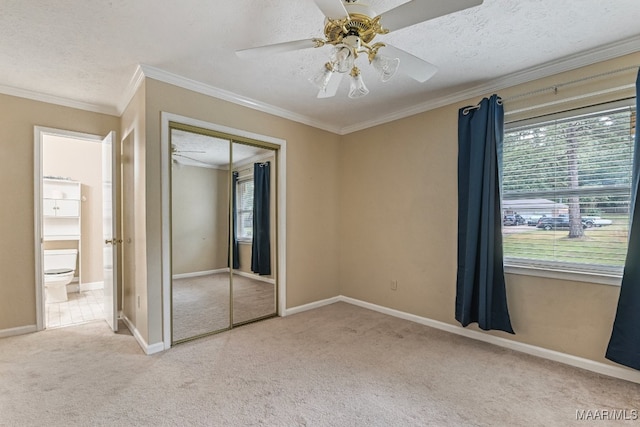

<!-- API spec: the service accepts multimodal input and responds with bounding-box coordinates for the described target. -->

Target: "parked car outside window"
[536,216,587,230]
[503,214,525,226]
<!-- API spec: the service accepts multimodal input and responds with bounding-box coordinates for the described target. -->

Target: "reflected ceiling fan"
[171,144,209,166]
[236,0,483,99]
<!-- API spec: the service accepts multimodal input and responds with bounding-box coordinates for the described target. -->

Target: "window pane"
[502,105,635,274]
[237,179,254,240]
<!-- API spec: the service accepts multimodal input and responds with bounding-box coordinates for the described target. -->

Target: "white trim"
[4,36,638,135]
[173,268,229,280]
[284,296,342,317]
[335,296,640,384]
[504,264,622,287]
[339,36,640,134]
[233,270,276,285]
[141,65,342,134]
[34,126,117,333]
[0,84,118,115]
[117,65,146,114]
[0,324,37,338]
[160,112,287,347]
[121,314,164,355]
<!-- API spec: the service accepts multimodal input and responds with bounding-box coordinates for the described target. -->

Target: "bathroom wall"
[43,135,104,286]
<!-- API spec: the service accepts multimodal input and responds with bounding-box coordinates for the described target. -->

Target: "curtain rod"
[462,65,638,115]
[502,65,638,103]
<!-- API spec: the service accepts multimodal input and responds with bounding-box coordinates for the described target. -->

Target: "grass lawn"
[503,215,630,266]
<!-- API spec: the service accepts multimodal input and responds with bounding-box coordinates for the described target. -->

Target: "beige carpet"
[0,302,638,426]
[172,273,275,342]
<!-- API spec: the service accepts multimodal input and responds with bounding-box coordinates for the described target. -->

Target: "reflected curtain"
[606,68,640,370]
[230,171,239,270]
[251,162,271,275]
[456,94,514,334]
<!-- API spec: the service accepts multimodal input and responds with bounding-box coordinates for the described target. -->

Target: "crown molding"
[339,35,640,134]
[117,65,146,114]
[0,83,118,116]
[2,35,638,135]
[136,64,342,135]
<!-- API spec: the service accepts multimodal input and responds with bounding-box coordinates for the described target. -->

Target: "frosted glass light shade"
[331,45,354,73]
[372,54,400,82]
[348,69,369,99]
[309,64,334,92]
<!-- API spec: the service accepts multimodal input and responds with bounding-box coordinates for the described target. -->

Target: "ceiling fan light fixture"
[348,66,369,99]
[371,54,400,82]
[309,62,335,92]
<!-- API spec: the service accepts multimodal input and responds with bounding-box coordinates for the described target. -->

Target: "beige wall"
[3,51,638,368]
[142,79,341,345]
[0,93,118,331]
[172,165,229,274]
[338,52,640,365]
[43,135,103,284]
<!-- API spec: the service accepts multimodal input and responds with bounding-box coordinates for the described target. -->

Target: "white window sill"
[504,263,622,287]
[238,239,252,245]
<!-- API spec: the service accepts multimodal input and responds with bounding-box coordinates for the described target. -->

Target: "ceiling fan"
[171,144,210,165]
[236,0,483,99]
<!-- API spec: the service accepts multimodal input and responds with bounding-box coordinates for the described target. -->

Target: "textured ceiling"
[1,0,640,134]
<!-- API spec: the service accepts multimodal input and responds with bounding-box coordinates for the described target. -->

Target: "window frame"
[502,98,636,286]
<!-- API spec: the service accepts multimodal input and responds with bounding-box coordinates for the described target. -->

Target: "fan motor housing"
[324,6,385,46]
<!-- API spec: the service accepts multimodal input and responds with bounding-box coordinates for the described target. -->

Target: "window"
[237,178,254,241]
[501,101,636,277]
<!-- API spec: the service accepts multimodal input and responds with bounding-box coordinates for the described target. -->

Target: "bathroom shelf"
[42,179,81,241]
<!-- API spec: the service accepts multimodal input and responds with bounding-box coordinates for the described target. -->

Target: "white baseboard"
[286,295,640,384]
[0,324,37,338]
[233,270,276,285]
[121,314,164,355]
[284,296,341,317]
[173,268,229,280]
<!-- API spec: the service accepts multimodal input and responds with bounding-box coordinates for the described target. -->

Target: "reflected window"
[237,178,254,241]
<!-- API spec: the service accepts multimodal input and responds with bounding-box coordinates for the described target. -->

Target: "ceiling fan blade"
[236,39,322,59]
[379,0,483,32]
[317,72,344,98]
[383,44,438,83]
[173,153,212,166]
[312,0,349,20]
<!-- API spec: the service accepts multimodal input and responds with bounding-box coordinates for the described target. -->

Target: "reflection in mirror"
[171,128,231,342]
[231,142,277,325]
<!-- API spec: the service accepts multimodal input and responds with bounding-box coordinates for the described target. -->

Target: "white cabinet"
[43,179,81,241]
[44,198,80,217]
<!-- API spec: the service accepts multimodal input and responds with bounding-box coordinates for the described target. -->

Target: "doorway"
[34,127,118,332]
[160,113,287,347]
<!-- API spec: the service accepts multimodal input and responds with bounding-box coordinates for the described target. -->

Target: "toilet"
[44,249,78,303]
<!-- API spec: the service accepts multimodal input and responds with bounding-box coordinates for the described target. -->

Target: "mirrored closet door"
[170,124,277,344]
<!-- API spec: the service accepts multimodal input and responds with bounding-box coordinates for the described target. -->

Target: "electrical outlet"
[390,280,398,291]
[137,295,141,308]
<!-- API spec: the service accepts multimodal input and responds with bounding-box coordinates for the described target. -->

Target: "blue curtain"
[230,171,239,269]
[456,94,514,334]
[251,162,271,275]
[606,68,640,370]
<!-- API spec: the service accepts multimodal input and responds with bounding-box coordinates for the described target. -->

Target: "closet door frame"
[160,112,287,350]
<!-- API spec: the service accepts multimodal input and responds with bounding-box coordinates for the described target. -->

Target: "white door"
[102,131,118,331]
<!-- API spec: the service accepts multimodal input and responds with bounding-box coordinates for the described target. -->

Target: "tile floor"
[46,289,105,328]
